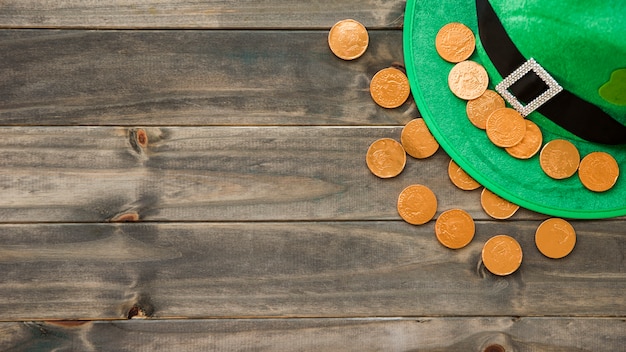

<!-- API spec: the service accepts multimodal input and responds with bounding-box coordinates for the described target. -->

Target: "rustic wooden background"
[0,1,624,351]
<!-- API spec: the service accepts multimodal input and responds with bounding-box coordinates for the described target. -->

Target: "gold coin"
[535,218,576,259]
[578,151,620,192]
[448,159,481,191]
[505,119,543,159]
[366,138,406,178]
[401,118,439,159]
[539,139,580,180]
[485,108,527,148]
[435,208,475,249]
[448,60,489,100]
[466,89,505,129]
[397,184,438,225]
[370,67,411,109]
[435,22,476,63]
[480,188,520,220]
[482,235,523,276]
[328,19,369,60]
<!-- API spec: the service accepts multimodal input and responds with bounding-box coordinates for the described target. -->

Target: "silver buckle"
[495,58,563,117]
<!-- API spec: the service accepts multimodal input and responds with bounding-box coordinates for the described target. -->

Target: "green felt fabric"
[403,0,626,218]
[490,0,626,122]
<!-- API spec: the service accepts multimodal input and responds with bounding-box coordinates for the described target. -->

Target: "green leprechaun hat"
[403,0,626,219]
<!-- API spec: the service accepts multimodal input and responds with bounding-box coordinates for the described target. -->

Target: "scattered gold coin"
[505,119,543,159]
[482,234,523,276]
[401,118,439,159]
[485,108,527,148]
[397,184,438,225]
[435,208,475,249]
[480,188,520,220]
[448,159,481,191]
[435,22,476,63]
[539,139,580,180]
[370,67,411,108]
[535,218,576,259]
[366,138,406,178]
[466,89,505,130]
[448,60,489,100]
[578,151,620,192]
[328,19,369,60]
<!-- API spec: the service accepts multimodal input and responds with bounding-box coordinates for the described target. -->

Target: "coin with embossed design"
[366,138,406,178]
[535,218,576,259]
[397,184,438,225]
[485,108,526,148]
[466,89,505,129]
[401,118,439,159]
[505,119,543,159]
[539,139,580,180]
[435,208,475,249]
[578,152,619,192]
[328,19,369,60]
[480,188,520,220]
[448,60,489,100]
[370,67,411,108]
[448,159,481,191]
[482,235,523,276]
[435,22,475,63]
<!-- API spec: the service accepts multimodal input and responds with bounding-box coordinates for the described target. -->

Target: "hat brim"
[403,0,626,219]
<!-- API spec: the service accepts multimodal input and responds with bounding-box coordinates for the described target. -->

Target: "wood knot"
[126,294,154,319]
[128,128,149,155]
[127,303,154,319]
[127,305,147,319]
[136,129,148,148]
[484,344,506,352]
[110,211,140,222]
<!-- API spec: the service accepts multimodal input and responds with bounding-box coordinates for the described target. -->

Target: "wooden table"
[0,1,624,351]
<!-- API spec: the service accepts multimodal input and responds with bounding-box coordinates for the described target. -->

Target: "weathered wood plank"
[2,317,624,351]
[0,1,406,29]
[0,221,623,320]
[0,126,541,222]
[0,30,411,126]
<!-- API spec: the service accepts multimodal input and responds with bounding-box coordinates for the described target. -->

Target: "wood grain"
[2,318,624,351]
[0,221,623,320]
[1,1,624,348]
[0,30,412,126]
[0,1,406,29]
[0,126,543,222]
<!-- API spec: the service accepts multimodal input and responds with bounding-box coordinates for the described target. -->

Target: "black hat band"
[476,0,626,145]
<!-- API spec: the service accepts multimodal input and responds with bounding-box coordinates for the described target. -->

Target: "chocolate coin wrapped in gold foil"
[480,188,519,220]
[535,218,576,259]
[482,235,523,276]
[466,89,505,130]
[370,67,411,108]
[578,151,619,192]
[448,159,480,191]
[397,184,438,225]
[401,118,439,159]
[539,139,580,180]
[435,208,475,249]
[505,120,543,159]
[435,22,475,63]
[328,19,369,60]
[448,61,489,100]
[485,108,526,148]
[366,138,406,178]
